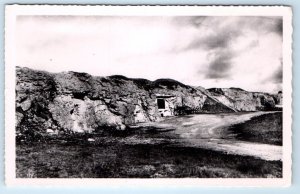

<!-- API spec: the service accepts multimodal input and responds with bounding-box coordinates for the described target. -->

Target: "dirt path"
[136,112,282,161]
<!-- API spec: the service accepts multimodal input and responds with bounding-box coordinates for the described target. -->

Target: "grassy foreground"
[16,139,282,178]
[16,112,283,178]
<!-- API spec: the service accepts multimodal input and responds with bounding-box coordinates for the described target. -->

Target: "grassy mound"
[228,112,282,145]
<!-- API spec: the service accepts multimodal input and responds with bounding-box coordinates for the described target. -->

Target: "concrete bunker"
[156,94,176,117]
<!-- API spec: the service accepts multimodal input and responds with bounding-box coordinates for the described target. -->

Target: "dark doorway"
[157,99,165,109]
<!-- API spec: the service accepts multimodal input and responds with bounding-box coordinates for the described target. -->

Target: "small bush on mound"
[16,128,46,144]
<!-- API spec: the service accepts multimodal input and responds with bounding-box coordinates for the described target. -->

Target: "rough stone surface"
[15,67,282,134]
[208,88,282,111]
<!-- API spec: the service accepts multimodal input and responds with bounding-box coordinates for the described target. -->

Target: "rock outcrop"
[15,67,282,135]
[207,88,282,112]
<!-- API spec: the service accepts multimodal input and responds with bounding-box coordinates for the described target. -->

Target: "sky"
[16,16,283,93]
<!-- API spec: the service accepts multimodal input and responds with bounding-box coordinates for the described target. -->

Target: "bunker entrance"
[157,98,165,109]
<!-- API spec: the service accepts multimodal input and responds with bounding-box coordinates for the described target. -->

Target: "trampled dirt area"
[134,111,282,161]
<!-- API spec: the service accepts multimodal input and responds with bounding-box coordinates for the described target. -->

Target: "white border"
[4,5,293,187]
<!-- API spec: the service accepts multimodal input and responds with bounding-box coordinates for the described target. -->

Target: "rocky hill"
[15,67,282,135]
[207,88,282,112]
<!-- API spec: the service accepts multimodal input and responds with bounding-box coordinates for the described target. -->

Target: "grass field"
[16,112,282,178]
[228,112,282,145]
[16,141,282,178]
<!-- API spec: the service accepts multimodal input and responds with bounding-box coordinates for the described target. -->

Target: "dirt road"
[136,112,282,161]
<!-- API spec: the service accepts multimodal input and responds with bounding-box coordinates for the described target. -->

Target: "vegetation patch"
[228,112,282,145]
[16,136,282,178]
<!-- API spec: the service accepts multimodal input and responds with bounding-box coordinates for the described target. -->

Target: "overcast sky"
[16,16,283,93]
